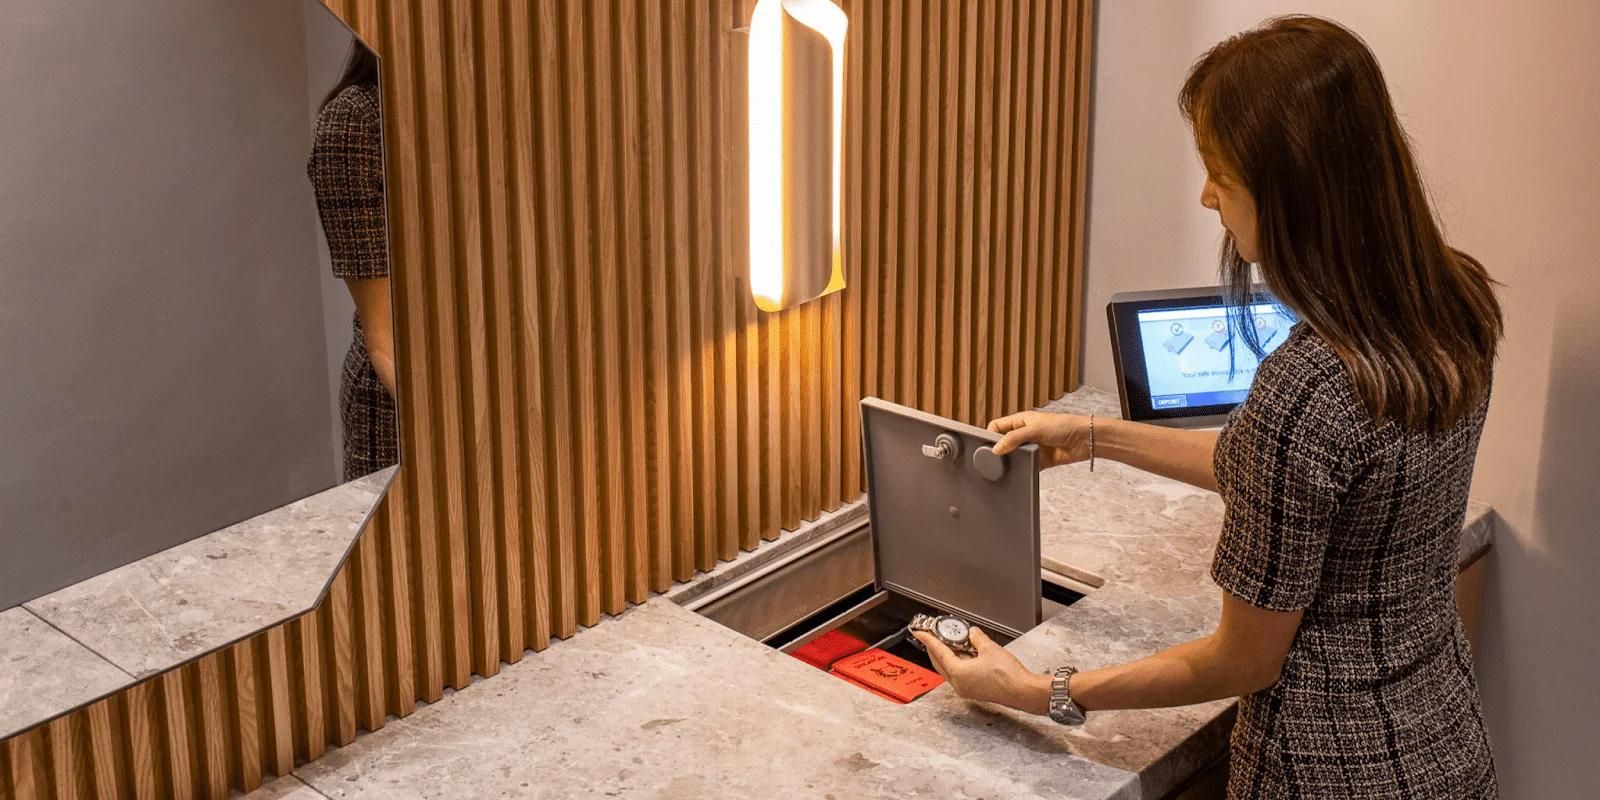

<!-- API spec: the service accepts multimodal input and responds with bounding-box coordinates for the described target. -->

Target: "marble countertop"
[0,466,394,741]
[274,387,1496,800]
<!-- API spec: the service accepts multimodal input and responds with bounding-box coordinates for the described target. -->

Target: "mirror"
[0,1,396,613]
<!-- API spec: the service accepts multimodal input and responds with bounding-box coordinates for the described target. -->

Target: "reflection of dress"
[308,84,397,481]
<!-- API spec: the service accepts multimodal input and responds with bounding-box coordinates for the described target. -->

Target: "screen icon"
[1163,323,1194,355]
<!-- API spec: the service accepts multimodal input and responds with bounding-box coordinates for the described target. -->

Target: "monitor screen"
[1107,286,1293,426]
[1134,303,1291,411]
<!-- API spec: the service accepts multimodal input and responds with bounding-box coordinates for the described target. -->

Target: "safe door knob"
[922,433,961,462]
[973,446,1007,481]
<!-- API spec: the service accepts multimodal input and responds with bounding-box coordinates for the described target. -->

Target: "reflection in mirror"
[0,1,397,612]
[309,35,398,483]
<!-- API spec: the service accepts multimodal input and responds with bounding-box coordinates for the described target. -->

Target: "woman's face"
[1197,142,1260,263]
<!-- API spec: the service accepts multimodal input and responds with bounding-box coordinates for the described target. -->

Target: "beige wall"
[1082,2,1600,796]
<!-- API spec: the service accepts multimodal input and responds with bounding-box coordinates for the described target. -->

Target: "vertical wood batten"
[533,0,580,639]
[973,0,998,426]
[1019,0,1045,411]
[690,0,724,570]
[640,0,673,588]
[992,0,1018,421]
[613,0,657,598]
[504,0,554,653]
[1035,0,1064,409]
[899,0,922,408]
[715,0,749,556]
[856,0,882,485]
[410,0,474,690]
[471,0,524,663]
[935,0,958,421]
[732,2,765,550]
[1066,0,1095,391]
[667,0,700,576]
[441,0,500,681]
[45,717,84,800]
[879,0,901,404]
[915,0,938,414]
[954,0,977,426]
[0,1,1092,795]
[560,0,604,626]
[383,0,445,703]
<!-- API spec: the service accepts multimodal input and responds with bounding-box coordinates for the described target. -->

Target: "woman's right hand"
[987,411,1093,469]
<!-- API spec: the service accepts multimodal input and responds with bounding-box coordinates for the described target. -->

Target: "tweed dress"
[308,84,397,482]
[1211,323,1497,799]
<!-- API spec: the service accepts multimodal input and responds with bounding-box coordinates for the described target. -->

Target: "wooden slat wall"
[0,1,1094,797]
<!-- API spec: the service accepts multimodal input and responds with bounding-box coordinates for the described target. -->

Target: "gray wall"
[1081,2,1600,795]
[0,1,347,608]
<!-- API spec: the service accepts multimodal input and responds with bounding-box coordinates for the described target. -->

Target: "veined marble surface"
[293,600,1140,800]
[0,467,395,740]
[0,608,132,740]
[25,467,393,679]
[266,387,1495,800]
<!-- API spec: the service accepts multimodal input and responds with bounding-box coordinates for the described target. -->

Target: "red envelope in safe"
[791,629,869,670]
[830,648,943,703]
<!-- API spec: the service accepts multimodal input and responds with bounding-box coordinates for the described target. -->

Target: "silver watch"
[1048,666,1085,726]
[907,612,978,656]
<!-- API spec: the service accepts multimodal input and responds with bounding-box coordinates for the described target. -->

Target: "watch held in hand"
[1048,665,1086,726]
[907,612,978,657]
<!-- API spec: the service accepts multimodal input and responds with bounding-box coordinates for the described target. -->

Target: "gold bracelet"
[1089,414,1095,472]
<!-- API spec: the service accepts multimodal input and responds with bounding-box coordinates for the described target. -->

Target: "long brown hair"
[1179,15,1502,433]
[320,41,379,113]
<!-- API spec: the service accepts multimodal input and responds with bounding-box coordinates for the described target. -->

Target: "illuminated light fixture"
[747,0,847,312]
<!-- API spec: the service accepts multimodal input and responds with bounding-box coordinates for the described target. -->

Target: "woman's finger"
[987,413,1027,434]
[968,627,1000,654]
[993,426,1040,457]
[913,631,959,678]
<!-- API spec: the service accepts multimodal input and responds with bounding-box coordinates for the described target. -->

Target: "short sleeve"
[1210,353,1351,611]
[309,87,388,280]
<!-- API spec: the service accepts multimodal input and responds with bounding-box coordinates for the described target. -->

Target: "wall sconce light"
[747,0,847,312]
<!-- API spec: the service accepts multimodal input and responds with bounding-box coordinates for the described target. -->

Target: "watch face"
[935,616,970,642]
[1050,704,1086,726]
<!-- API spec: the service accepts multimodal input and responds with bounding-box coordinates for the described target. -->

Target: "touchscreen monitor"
[1107,286,1293,427]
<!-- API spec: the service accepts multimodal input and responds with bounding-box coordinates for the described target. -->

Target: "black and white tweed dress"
[308,83,397,482]
[1211,323,1497,799]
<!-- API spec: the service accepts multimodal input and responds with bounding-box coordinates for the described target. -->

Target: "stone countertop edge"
[0,607,135,742]
[0,466,397,742]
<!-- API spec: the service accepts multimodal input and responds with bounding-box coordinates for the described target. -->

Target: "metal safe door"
[860,398,1042,637]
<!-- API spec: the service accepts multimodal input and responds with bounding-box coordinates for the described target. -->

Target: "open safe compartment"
[685,398,1091,698]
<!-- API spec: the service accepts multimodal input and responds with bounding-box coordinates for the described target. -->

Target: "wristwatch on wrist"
[1048,666,1086,726]
[907,612,978,657]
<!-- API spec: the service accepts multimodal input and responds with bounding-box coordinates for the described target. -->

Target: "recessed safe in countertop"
[687,398,1090,702]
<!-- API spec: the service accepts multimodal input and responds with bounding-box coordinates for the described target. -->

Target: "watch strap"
[1048,665,1085,726]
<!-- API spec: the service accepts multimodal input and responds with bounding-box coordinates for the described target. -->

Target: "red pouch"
[831,670,909,704]
[790,630,868,670]
[830,648,943,703]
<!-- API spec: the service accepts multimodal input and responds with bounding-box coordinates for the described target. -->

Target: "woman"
[912,16,1500,799]
[308,43,398,482]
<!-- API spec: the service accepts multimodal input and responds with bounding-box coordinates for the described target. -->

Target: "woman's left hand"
[912,628,1050,715]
